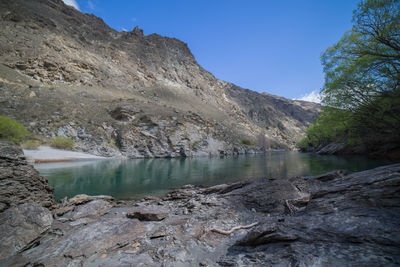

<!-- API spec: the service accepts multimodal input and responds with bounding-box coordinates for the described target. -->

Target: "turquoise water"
[35,151,391,201]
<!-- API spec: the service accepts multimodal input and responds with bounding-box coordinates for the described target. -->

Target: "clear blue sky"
[66,0,359,100]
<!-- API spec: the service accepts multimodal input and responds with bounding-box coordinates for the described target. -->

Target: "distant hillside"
[0,0,320,157]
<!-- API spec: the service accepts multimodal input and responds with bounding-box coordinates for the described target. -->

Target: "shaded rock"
[1,216,146,266]
[60,199,112,222]
[127,207,168,221]
[65,194,113,205]
[222,164,400,266]
[309,169,347,181]
[203,180,251,195]
[110,106,140,122]
[0,203,53,259]
[0,141,54,212]
[317,142,346,154]
[223,178,307,214]
[0,141,24,160]
[235,222,297,246]
[54,194,113,216]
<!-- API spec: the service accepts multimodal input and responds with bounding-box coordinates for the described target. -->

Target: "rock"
[54,194,114,216]
[0,164,399,266]
[223,178,307,215]
[0,203,53,259]
[310,169,347,181]
[317,142,346,154]
[66,194,114,205]
[110,106,139,122]
[0,141,54,212]
[0,141,24,160]
[63,199,112,221]
[222,164,400,266]
[235,222,297,246]
[1,215,146,266]
[127,207,168,221]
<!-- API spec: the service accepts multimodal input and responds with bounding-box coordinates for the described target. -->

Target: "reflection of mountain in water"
[35,152,390,201]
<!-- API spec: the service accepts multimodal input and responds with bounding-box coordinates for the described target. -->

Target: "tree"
[300,0,400,153]
[322,0,400,112]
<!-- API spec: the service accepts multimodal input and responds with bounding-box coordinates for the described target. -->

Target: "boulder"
[127,207,168,221]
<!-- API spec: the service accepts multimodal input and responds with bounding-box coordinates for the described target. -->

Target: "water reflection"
[35,151,391,201]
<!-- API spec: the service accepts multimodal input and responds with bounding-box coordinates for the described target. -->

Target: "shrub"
[0,115,29,144]
[190,140,201,150]
[51,136,74,150]
[241,139,253,146]
[22,140,41,150]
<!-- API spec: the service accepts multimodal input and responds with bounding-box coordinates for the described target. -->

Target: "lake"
[35,151,391,201]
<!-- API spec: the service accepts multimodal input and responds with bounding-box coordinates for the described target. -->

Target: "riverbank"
[1,141,399,266]
[301,141,400,162]
[23,146,108,163]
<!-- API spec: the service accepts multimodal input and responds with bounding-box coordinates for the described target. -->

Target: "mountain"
[0,0,320,158]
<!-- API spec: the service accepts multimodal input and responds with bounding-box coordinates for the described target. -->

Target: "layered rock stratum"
[0,0,319,158]
[0,142,399,266]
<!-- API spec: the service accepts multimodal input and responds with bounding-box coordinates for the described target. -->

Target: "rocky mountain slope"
[0,0,320,158]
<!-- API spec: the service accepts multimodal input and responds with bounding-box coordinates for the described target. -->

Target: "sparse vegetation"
[0,115,29,144]
[190,140,201,150]
[22,140,41,150]
[240,139,253,146]
[51,136,74,150]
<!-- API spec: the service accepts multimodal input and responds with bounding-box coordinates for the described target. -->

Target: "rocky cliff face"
[0,141,54,212]
[0,0,320,157]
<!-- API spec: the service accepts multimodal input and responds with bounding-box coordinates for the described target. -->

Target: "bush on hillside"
[22,140,41,150]
[0,115,29,144]
[241,139,253,146]
[51,136,74,150]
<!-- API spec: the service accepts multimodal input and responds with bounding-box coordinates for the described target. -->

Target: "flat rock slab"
[60,199,112,221]
[0,203,53,260]
[127,207,168,221]
[1,216,146,266]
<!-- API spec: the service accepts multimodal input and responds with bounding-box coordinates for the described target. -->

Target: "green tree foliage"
[0,115,29,144]
[299,0,400,152]
[322,0,400,110]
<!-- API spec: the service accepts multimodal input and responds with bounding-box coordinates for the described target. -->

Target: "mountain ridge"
[0,0,320,158]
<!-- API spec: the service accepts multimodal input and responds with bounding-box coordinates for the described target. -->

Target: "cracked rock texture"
[0,141,54,212]
[0,140,399,266]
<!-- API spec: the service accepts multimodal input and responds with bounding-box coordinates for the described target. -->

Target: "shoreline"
[24,146,290,164]
[23,146,108,164]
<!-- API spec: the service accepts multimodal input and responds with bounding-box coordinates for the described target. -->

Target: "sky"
[62,0,359,102]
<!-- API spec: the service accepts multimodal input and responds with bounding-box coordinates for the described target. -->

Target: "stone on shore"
[126,207,168,221]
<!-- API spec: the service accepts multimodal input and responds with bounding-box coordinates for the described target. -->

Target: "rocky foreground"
[0,142,399,266]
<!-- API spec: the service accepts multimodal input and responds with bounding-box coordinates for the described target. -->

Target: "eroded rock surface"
[0,141,54,212]
[1,160,399,266]
[126,206,168,221]
[0,203,53,259]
